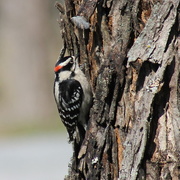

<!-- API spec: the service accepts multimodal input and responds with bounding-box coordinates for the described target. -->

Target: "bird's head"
[54,56,78,73]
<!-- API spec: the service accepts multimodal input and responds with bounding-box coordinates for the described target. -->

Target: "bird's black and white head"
[54,56,78,73]
[54,56,79,81]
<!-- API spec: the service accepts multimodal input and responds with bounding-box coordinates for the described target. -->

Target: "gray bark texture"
[55,0,180,179]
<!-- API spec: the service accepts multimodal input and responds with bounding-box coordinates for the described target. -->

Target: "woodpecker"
[53,56,92,143]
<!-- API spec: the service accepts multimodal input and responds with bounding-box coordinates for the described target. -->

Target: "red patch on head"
[54,65,63,72]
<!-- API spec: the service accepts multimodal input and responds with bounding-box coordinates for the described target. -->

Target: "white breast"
[54,81,60,106]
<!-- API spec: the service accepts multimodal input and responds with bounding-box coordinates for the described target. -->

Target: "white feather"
[71,16,90,29]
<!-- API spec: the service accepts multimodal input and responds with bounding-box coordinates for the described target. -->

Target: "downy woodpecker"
[53,56,92,143]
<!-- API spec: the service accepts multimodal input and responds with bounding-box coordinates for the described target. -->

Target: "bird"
[53,55,92,145]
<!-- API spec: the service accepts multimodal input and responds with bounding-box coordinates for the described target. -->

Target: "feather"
[71,16,90,29]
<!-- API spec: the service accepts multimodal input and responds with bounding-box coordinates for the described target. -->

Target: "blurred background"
[0,0,72,179]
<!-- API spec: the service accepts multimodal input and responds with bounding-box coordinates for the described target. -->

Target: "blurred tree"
[0,0,61,130]
[56,0,180,179]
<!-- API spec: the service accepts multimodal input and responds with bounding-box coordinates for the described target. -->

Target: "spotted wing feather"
[58,79,83,141]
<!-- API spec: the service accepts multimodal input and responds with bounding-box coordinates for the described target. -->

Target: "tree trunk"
[55,0,180,179]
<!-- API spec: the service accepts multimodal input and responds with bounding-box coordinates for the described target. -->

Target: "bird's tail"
[76,124,85,144]
[73,123,85,156]
[67,127,75,143]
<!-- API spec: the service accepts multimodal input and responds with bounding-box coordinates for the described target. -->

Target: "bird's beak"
[75,54,79,60]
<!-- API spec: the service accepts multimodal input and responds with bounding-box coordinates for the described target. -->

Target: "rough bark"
[55,0,180,179]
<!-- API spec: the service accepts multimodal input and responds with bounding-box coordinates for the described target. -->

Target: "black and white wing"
[58,79,83,141]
